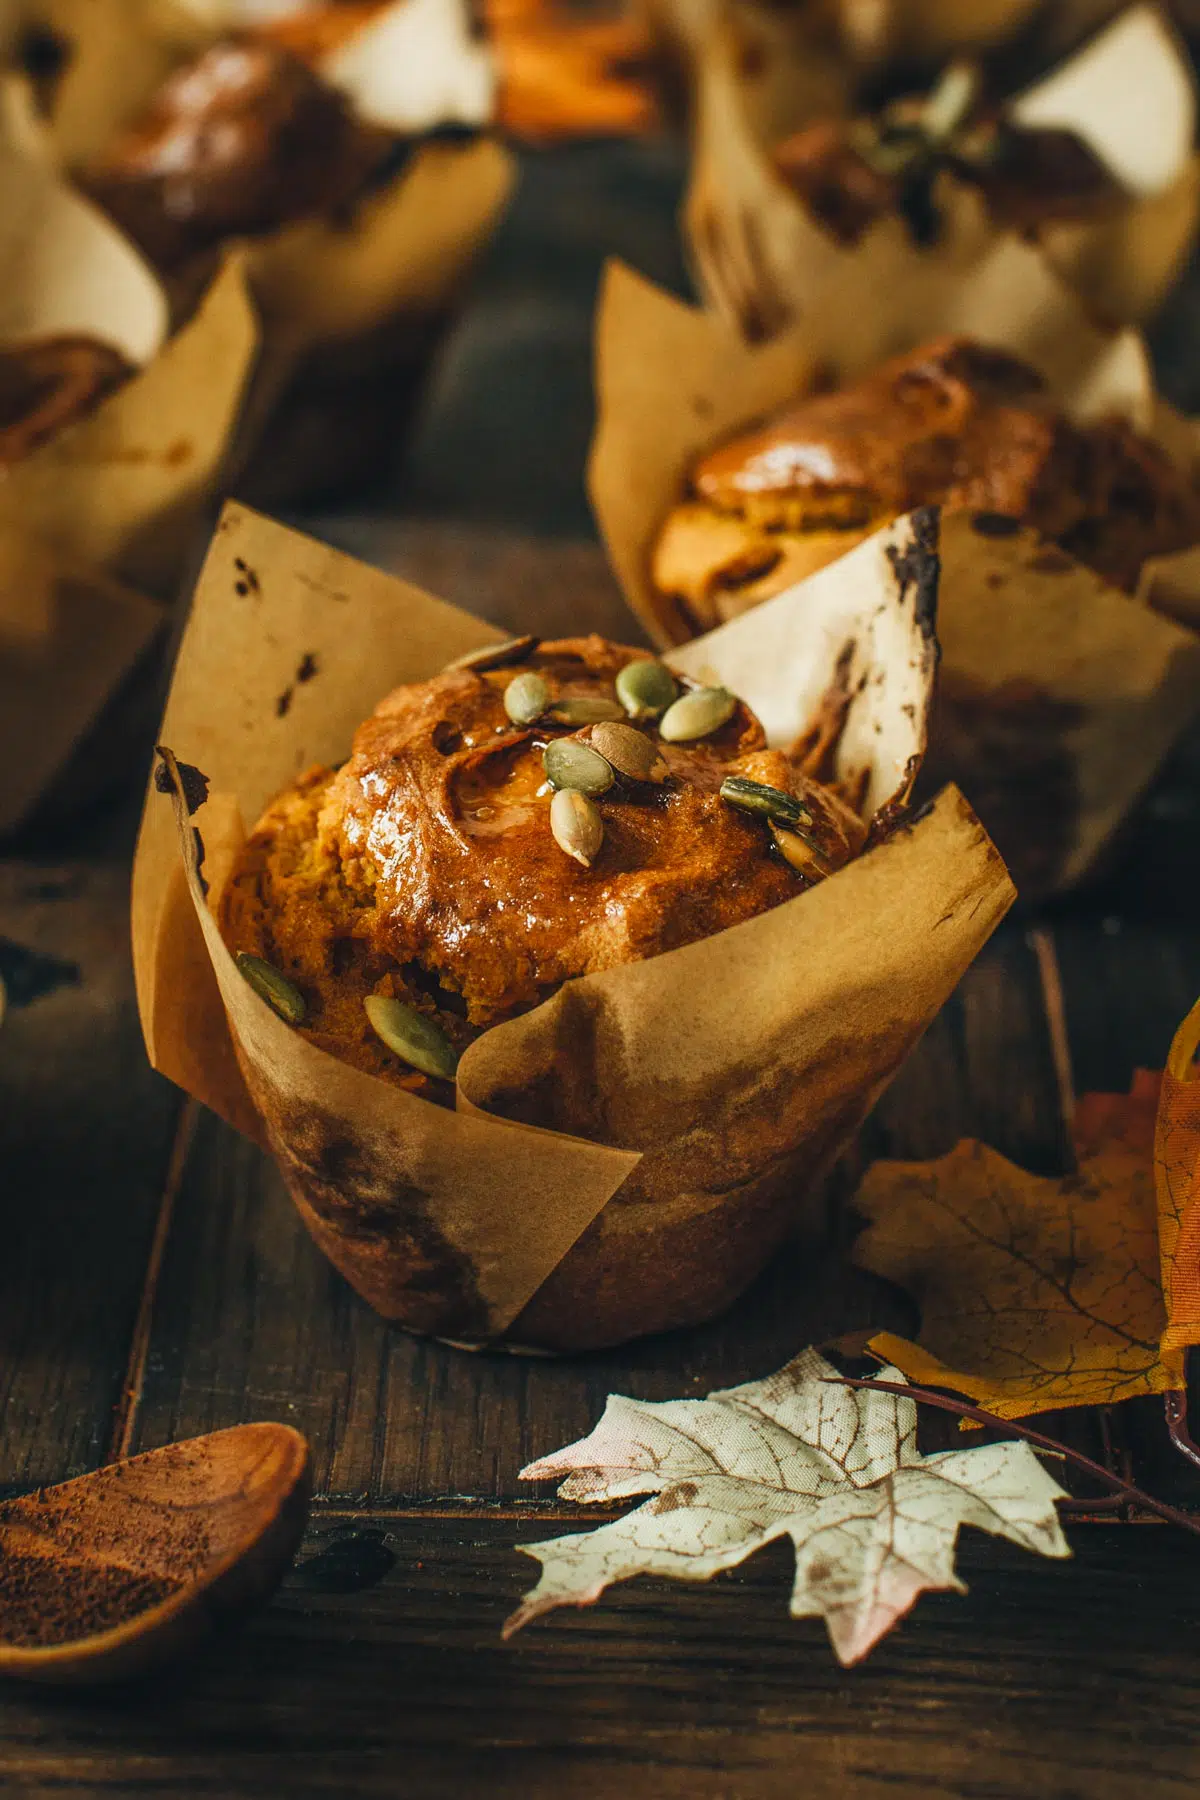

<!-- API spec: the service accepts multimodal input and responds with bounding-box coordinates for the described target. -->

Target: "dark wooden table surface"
[4,142,1200,1799]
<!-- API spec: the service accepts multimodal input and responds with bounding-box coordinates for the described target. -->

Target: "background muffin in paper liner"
[132,501,1012,1352]
[588,251,1200,899]
[17,0,514,508]
[0,108,257,832]
[681,4,1199,342]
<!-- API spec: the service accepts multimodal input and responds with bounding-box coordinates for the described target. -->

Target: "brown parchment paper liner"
[18,0,511,506]
[244,136,514,358]
[836,0,1043,65]
[638,0,857,153]
[0,528,163,832]
[24,0,514,410]
[0,111,167,362]
[684,3,1199,337]
[132,501,1013,1352]
[0,109,258,831]
[589,256,1200,897]
[0,252,256,598]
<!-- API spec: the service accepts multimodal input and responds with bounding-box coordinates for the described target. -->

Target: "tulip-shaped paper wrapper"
[0,101,257,832]
[682,4,1200,341]
[589,249,1200,898]
[33,0,514,397]
[20,0,511,515]
[133,502,1013,1352]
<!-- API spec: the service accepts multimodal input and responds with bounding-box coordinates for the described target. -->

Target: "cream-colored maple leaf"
[503,1349,1069,1665]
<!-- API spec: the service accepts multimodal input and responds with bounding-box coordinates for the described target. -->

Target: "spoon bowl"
[0,1423,311,1684]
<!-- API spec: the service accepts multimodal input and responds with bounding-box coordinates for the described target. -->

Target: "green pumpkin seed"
[364,995,458,1080]
[659,686,737,742]
[504,670,550,725]
[771,821,833,883]
[550,788,603,867]
[588,721,665,783]
[616,659,678,720]
[236,953,307,1025]
[859,125,923,178]
[720,776,814,829]
[548,695,625,726]
[446,634,539,673]
[543,737,614,796]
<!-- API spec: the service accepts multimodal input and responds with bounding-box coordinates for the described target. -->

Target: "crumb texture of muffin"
[219,635,865,1093]
[654,335,1200,630]
[0,336,133,462]
[83,37,397,268]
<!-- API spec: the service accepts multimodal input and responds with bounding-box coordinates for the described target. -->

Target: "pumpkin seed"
[543,737,614,796]
[503,670,550,725]
[659,685,737,742]
[720,776,814,829]
[364,995,459,1080]
[550,788,603,867]
[920,58,978,145]
[548,694,625,726]
[771,821,834,883]
[236,953,306,1025]
[588,721,666,783]
[446,634,539,673]
[616,659,678,720]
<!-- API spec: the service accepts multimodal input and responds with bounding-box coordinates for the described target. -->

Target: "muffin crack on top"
[219,634,869,1096]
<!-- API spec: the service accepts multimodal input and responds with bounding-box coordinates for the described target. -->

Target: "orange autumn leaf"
[853,1106,1169,1421]
[853,995,1200,1422]
[265,0,662,142]
[1158,996,1200,1386]
[490,10,661,142]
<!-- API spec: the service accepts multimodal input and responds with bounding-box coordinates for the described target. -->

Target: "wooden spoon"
[0,1423,311,1685]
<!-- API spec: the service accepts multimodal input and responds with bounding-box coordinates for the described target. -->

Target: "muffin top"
[685,337,1200,591]
[84,38,395,267]
[772,110,1116,249]
[219,636,866,1087]
[694,338,1065,529]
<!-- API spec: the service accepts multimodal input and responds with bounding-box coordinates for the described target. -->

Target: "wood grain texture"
[1,1516,1200,1799]
[0,856,182,1492]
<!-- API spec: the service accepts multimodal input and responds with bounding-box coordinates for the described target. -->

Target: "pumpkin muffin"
[219,634,867,1098]
[773,111,1118,251]
[654,336,1200,631]
[82,36,398,271]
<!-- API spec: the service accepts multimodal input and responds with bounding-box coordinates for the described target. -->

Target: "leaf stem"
[829,1377,1200,1541]
[1165,1390,1200,1473]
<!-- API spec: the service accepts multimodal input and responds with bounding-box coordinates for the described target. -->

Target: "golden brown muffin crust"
[657,337,1200,629]
[695,338,1074,528]
[83,37,396,268]
[219,635,865,1091]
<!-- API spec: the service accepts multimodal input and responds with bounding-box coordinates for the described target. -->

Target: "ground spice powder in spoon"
[0,1461,211,1650]
[0,1546,183,1648]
